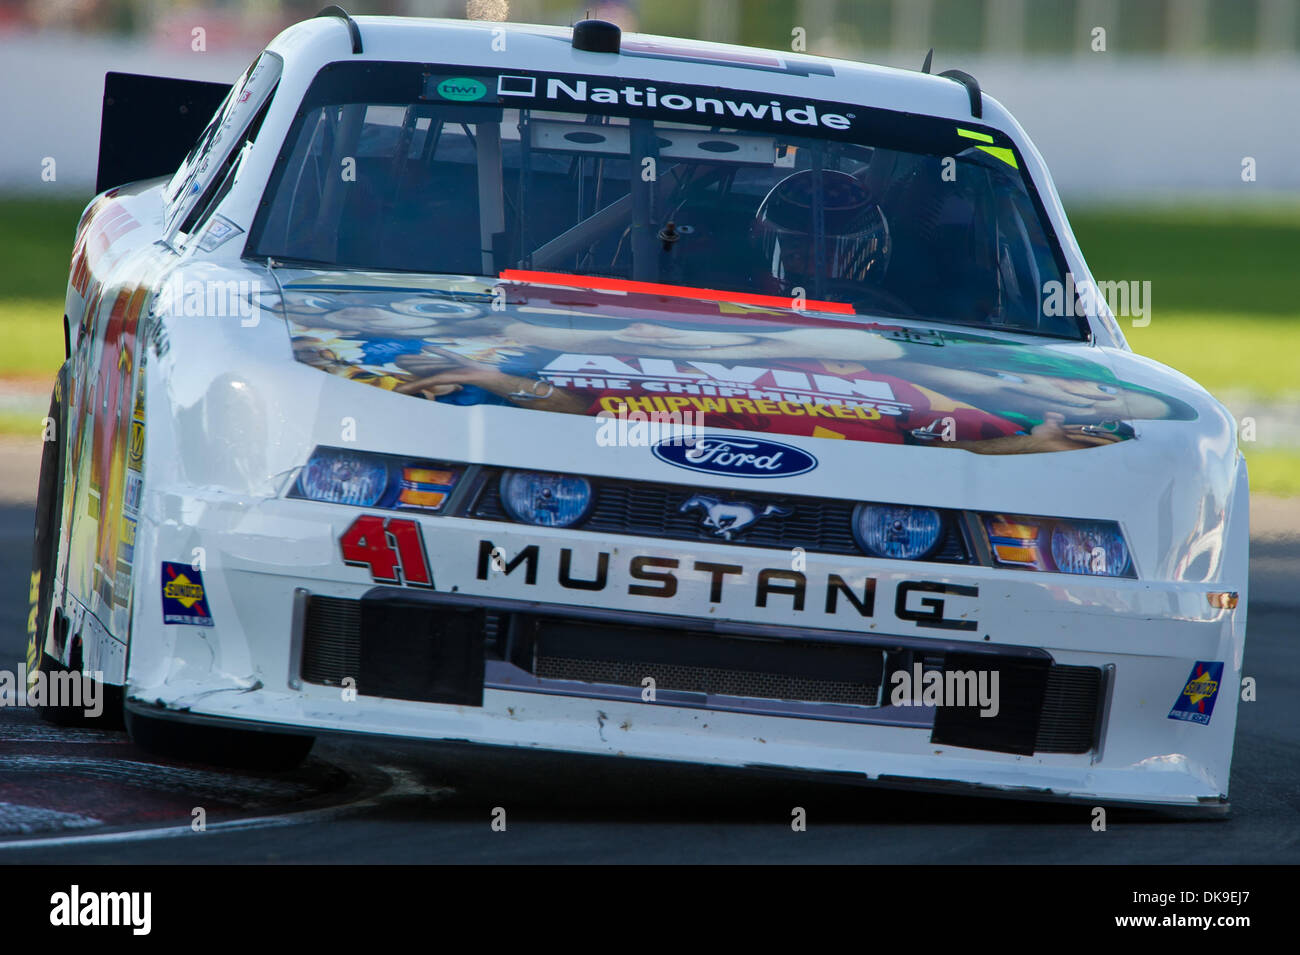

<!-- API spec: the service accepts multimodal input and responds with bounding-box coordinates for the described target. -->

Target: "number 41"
[339,515,433,587]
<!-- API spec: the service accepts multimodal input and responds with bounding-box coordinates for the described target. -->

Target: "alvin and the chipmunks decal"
[280,271,1193,454]
[57,194,152,650]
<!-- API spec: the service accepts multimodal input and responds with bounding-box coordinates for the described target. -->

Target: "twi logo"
[653,435,817,478]
[436,77,487,101]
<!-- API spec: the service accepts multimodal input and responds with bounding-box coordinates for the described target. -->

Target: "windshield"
[250,63,1080,338]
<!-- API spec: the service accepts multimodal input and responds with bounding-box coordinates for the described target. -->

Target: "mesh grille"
[534,653,881,706]
[299,594,1097,741]
[1035,664,1104,754]
[472,474,967,561]
[301,595,361,686]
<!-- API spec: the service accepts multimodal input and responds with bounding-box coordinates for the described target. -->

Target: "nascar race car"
[28,9,1248,811]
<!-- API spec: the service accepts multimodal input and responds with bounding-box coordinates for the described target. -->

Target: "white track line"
[0,765,438,851]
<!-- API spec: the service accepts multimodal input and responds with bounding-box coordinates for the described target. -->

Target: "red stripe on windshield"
[498,269,856,316]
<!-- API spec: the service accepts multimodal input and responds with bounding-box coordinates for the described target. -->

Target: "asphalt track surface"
[0,500,1296,864]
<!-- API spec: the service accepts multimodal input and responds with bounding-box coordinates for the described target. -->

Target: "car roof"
[265,15,1014,134]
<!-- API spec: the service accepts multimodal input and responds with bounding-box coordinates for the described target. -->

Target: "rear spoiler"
[95,72,231,194]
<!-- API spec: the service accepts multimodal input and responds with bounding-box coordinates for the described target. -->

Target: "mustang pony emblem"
[679,495,792,540]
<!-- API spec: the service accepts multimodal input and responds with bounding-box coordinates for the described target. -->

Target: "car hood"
[270,268,1201,455]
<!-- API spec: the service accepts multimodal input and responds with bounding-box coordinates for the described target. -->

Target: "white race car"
[29,10,1247,811]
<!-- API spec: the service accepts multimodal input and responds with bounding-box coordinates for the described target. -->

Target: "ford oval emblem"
[652,435,817,478]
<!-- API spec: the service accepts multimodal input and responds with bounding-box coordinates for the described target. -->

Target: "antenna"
[315,5,363,55]
[938,68,982,118]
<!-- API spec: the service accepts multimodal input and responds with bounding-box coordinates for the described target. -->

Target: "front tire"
[27,369,123,728]
[125,709,315,770]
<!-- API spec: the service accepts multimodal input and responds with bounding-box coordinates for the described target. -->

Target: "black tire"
[26,369,123,728]
[33,651,125,729]
[125,708,315,771]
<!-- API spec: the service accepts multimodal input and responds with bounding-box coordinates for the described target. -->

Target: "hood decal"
[277,270,1194,455]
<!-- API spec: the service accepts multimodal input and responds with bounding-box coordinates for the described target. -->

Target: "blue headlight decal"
[852,503,944,560]
[297,448,388,506]
[1049,521,1131,578]
[499,471,594,527]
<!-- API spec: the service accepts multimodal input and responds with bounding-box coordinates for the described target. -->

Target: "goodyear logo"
[160,561,214,627]
[1168,660,1223,726]
[436,77,487,101]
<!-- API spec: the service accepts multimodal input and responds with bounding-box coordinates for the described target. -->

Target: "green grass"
[1124,311,1300,400]
[1242,448,1300,498]
[1069,205,1300,498]
[0,299,64,379]
[0,198,88,300]
[1067,202,1300,317]
[0,411,47,438]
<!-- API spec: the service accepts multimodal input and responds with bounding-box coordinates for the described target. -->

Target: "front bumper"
[124,489,1247,815]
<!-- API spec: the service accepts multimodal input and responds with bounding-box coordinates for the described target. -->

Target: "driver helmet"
[752,169,890,295]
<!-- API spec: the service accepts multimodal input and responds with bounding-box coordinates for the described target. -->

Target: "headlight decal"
[852,503,944,561]
[982,513,1134,578]
[298,448,387,506]
[499,471,594,528]
[397,466,459,510]
[1049,521,1130,577]
[986,518,1044,568]
[290,446,461,514]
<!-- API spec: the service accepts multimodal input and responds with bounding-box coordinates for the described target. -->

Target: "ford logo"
[652,435,817,478]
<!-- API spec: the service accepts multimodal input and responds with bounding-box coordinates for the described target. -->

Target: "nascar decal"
[1168,661,1224,726]
[160,562,214,626]
[282,275,1195,455]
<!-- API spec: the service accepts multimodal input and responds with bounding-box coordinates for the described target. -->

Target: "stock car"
[28,9,1248,811]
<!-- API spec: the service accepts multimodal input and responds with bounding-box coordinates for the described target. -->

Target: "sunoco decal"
[1168,661,1223,726]
[160,562,214,627]
[653,435,816,478]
